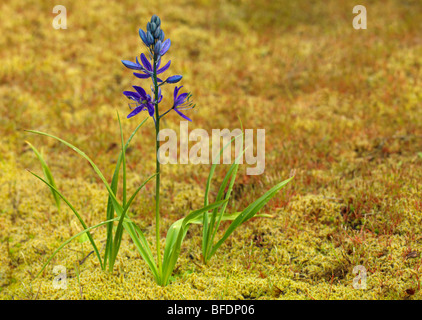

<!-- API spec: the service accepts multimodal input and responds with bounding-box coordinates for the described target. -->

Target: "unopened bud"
[154,26,161,39]
[154,40,162,55]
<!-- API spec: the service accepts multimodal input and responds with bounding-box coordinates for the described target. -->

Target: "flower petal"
[174,108,192,122]
[140,53,152,71]
[157,60,171,74]
[133,72,151,79]
[175,92,188,105]
[174,86,183,101]
[160,39,171,56]
[127,106,144,119]
[154,40,162,56]
[133,86,148,99]
[146,103,155,117]
[147,32,154,45]
[121,60,143,70]
[123,91,140,100]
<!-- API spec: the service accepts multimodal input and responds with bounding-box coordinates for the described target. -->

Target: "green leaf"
[25,130,121,208]
[202,133,243,257]
[28,170,103,269]
[104,117,148,270]
[26,126,156,276]
[109,172,157,272]
[204,143,246,260]
[161,200,228,286]
[34,217,120,279]
[209,176,294,259]
[26,141,61,211]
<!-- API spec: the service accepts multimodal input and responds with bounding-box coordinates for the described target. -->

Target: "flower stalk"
[153,53,162,274]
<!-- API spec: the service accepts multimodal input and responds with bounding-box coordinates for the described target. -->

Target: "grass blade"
[161,200,228,285]
[34,217,120,279]
[26,141,61,212]
[26,128,155,275]
[202,134,243,257]
[104,117,148,269]
[204,134,242,207]
[28,170,103,269]
[209,176,294,259]
[25,130,120,207]
[109,173,157,271]
[203,140,246,260]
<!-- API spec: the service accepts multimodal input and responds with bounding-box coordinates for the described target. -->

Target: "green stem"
[153,53,162,277]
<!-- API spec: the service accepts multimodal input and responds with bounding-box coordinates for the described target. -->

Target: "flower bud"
[154,26,161,39]
[147,22,151,33]
[166,75,183,83]
[154,40,162,55]
[159,30,165,42]
[139,29,148,46]
[147,31,154,45]
[152,15,161,27]
[150,22,157,33]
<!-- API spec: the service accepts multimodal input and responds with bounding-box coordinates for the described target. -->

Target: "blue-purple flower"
[122,14,196,123]
[172,86,195,122]
[121,53,171,81]
[123,85,162,119]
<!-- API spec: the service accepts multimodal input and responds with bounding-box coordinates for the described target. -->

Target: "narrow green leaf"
[204,140,246,260]
[25,129,138,272]
[25,130,120,207]
[34,217,120,279]
[209,176,294,259]
[161,200,228,285]
[28,170,103,269]
[109,173,157,271]
[104,117,148,269]
[202,133,243,257]
[204,134,243,207]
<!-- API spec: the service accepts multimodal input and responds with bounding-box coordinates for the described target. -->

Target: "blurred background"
[1,0,421,299]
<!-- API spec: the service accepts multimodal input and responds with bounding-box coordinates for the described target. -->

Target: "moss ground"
[1,0,422,299]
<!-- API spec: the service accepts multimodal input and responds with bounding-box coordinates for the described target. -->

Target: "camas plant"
[28,14,293,287]
[120,15,293,278]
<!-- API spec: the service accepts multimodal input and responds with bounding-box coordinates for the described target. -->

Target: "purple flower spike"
[122,15,196,124]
